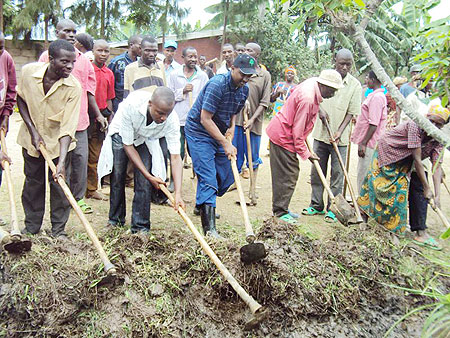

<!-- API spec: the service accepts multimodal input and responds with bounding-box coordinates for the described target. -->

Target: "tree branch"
[353,0,450,146]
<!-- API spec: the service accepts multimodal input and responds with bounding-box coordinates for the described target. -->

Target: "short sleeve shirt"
[39,49,95,131]
[312,73,362,145]
[377,120,443,168]
[93,63,115,110]
[16,63,81,159]
[185,72,249,137]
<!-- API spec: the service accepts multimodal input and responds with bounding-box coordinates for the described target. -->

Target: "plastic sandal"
[288,210,300,219]
[302,207,325,216]
[324,211,337,223]
[412,237,442,251]
[77,198,93,214]
[278,213,298,225]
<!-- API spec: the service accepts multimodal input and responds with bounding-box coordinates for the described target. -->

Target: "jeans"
[109,134,153,233]
[232,126,263,172]
[310,140,347,212]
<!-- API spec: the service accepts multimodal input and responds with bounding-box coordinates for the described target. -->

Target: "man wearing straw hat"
[266,69,343,225]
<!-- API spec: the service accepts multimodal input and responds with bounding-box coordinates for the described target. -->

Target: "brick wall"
[6,39,126,81]
[167,36,222,71]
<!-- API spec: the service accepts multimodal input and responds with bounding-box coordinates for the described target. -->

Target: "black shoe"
[200,204,221,238]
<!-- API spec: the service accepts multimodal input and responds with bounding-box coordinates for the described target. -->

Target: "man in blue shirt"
[185,54,256,237]
[108,35,142,112]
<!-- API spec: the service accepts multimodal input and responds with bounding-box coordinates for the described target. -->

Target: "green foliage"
[414,17,450,107]
[10,0,62,40]
[229,11,332,83]
[68,0,123,39]
[203,0,267,30]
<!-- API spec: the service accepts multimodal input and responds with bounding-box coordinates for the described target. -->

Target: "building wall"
[6,36,222,81]
[6,40,126,81]
[165,36,222,69]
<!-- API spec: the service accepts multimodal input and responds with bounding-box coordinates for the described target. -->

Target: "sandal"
[324,211,337,223]
[278,213,298,225]
[288,210,299,219]
[412,237,442,251]
[77,198,93,214]
[302,207,325,216]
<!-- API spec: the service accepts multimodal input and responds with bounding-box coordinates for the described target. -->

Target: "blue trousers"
[232,126,262,172]
[185,131,235,207]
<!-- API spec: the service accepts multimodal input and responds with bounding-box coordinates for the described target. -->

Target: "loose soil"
[0,115,449,337]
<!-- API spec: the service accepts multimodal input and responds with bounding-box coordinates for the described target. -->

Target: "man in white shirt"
[216,43,235,75]
[168,46,209,163]
[98,87,184,233]
[163,40,181,79]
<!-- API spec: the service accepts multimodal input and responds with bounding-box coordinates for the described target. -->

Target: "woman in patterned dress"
[357,105,449,242]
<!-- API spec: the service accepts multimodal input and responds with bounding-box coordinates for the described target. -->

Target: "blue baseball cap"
[164,40,178,49]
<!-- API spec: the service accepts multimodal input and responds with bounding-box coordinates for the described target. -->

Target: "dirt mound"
[0,220,447,337]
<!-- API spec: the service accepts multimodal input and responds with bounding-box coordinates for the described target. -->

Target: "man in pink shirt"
[39,19,107,214]
[266,69,343,224]
[351,70,387,191]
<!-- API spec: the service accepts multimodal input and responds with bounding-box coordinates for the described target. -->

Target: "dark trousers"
[22,148,72,236]
[180,126,186,160]
[310,140,347,211]
[109,134,153,233]
[270,141,300,217]
[409,171,428,232]
[70,130,88,201]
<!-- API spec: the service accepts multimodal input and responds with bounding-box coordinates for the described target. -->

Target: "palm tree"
[204,0,268,59]
[156,0,189,46]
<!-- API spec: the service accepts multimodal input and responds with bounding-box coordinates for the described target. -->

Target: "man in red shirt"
[266,69,343,224]
[87,39,115,200]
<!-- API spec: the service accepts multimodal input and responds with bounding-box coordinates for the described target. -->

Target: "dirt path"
[2,115,449,248]
[1,114,449,337]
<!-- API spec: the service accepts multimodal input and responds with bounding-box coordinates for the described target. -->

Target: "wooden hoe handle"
[243,103,256,202]
[305,138,335,199]
[323,119,363,222]
[0,129,21,238]
[39,144,116,274]
[159,184,262,314]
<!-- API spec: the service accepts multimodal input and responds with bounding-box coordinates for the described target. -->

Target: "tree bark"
[353,0,450,146]
[44,16,49,49]
[100,0,106,38]
[0,0,3,33]
[219,0,229,63]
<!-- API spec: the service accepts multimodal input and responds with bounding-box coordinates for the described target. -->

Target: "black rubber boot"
[194,204,220,219]
[200,204,221,238]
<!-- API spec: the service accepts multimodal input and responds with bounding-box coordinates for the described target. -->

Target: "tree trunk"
[219,0,229,63]
[352,0,450,146]
[100,0,106,38]
[162,0,169,48]
[44,16,49,49]
[0,0,3,33]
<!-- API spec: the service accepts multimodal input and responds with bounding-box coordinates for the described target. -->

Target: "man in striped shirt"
[123,36,165,98]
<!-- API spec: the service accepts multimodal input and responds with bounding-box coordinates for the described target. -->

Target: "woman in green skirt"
[357,104,449,235]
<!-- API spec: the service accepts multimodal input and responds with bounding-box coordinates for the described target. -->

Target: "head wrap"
[285,66,297,77]
[427,104,450,123]
[393,76,407,86]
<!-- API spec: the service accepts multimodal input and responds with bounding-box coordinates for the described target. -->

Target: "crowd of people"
[0,18,448,251]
